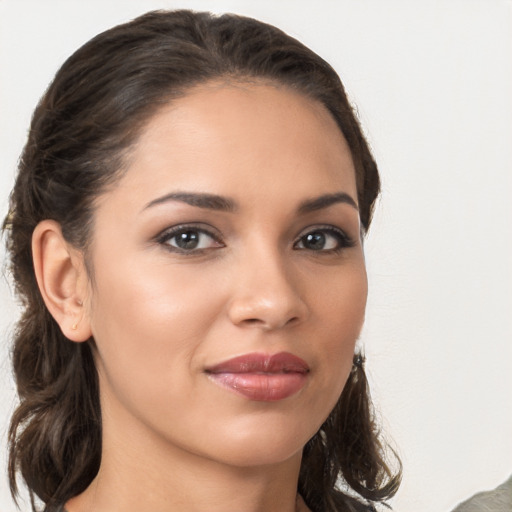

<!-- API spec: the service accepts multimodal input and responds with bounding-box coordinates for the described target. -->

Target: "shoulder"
[450,474,512,512]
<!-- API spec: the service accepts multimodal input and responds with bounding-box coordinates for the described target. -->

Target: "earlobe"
[32,220,92,342]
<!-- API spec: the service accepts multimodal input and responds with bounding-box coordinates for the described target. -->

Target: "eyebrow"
[143,190,358,214]
[297,192,358,214]
[143,192,237,212]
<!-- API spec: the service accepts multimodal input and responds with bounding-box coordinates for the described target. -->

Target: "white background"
[1,1,511,511]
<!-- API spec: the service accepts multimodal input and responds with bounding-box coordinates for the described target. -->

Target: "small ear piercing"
[72,300,83,330]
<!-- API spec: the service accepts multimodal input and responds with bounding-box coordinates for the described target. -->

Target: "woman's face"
[83,82,367,467]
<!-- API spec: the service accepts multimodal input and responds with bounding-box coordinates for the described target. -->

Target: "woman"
[4,10,401,512]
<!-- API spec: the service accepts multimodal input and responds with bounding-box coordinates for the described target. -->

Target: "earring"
[351,353,365,372]
[72,323,78,330]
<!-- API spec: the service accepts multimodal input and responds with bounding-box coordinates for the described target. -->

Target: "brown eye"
[294,227,354,252]
[304,232,327,250]
[158,226,223,252]
[172,230,202,250]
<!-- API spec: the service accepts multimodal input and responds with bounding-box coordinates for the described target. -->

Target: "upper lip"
[205,352,310,374]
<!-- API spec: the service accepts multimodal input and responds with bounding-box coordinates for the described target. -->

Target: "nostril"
[241,315,300,329]
[228,293,308,330]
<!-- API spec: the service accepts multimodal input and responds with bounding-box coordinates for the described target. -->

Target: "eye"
[294,226,354,252]
[157,225,223,252]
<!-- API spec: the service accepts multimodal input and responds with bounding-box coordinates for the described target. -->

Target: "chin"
[211,441,305,469]
[199,412,320,468]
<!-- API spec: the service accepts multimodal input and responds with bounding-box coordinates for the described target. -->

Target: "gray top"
[451,474,512,512]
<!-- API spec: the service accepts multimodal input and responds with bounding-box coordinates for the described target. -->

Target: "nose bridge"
[227,239,307,330]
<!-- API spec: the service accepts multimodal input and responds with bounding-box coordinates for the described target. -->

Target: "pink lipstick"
[205,352,309,401]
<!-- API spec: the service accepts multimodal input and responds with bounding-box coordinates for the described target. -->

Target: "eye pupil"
[303,232,326,250]
[175,231,199,249]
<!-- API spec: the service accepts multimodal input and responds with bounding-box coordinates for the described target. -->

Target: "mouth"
[204,352,310,402]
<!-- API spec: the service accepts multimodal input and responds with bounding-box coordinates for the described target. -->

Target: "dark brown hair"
[4,9,400,512]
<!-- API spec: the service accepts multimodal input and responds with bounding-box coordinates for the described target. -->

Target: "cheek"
[91,252,223,335]
[314,257,367,339]
[309,261,367,402]
[86,257,226,402]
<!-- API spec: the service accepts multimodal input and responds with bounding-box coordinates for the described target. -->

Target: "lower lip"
[207,372,308,401]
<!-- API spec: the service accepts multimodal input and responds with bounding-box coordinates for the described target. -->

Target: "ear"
[32,220,92,342]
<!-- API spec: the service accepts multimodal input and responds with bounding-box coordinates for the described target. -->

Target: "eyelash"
[293,225,355,254]
[155,224,355,255]
[156,224,224,254]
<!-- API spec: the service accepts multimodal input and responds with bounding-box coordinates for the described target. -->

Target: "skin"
[34,82,367,512]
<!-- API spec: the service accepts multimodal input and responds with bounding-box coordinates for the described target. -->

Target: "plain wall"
[1,1,511,511]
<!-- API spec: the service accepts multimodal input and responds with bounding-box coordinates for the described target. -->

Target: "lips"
[205,352,310,401]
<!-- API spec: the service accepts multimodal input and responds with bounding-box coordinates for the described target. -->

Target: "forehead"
[102,82,357,209]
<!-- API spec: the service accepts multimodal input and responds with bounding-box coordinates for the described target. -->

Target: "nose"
[227,250,309,331]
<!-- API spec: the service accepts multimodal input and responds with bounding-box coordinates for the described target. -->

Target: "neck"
[66,401,306,512]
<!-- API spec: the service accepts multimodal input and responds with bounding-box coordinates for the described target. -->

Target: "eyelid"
[155,223,224,251]
[293,224,355,250]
